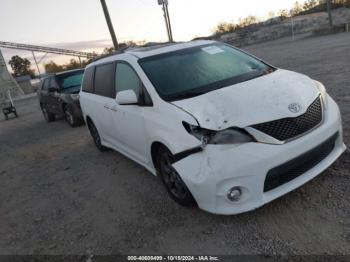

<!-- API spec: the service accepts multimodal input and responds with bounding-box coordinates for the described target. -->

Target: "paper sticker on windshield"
[201,46,225,55]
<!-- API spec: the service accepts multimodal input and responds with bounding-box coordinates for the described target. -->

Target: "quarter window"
[42,78,50,90]
[94,63,115,98]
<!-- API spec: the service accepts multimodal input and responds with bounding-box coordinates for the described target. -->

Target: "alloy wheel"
[64,108,74,126]
[159,150,188,201]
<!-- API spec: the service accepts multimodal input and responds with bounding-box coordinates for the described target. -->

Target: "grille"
[264,132,338,192]
[252,97,322,141]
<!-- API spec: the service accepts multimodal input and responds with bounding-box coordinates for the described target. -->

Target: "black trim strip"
[173,146,203,162]
[264,132,338,192]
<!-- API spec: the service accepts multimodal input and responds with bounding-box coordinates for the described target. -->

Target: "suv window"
[94,63,115,98]
[82,67,95,93]
[42,78,50,90]
[115,63,140,97]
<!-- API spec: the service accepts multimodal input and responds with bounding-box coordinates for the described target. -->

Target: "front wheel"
[64,106,82,127]
[156,147,196,207]
[41,106,55,122]
[87,120,108,152]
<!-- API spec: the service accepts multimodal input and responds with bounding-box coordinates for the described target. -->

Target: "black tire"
[64,105,82,127]
[156,146,196,207]
[87,120,108,152]
[41,105,55,122]
[4,114,8,120]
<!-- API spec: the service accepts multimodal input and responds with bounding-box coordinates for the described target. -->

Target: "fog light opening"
[227,187,242,202]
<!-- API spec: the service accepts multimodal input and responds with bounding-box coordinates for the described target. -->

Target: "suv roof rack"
[91,42,180,62]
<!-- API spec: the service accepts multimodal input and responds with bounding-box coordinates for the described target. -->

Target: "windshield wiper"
[171,89,208,101]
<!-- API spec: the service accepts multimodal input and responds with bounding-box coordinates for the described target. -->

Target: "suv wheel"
[87,120,108,152]
[156,146,196,207]
[64,106,81,127]
[41,105,55,122]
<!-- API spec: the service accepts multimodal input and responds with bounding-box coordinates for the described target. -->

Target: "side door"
[92,62,117,144]
[40,78,52,111]
[48,77,62,114]
[112,62,152,165]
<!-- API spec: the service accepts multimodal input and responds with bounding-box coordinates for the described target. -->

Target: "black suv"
[38,69,84,127]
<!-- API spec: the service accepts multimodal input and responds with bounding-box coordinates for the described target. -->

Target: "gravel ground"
[0,33,349,256]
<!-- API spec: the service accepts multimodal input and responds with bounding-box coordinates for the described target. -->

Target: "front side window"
[115,63,140,97]
[139,43,273,101]
[94,63,115,98]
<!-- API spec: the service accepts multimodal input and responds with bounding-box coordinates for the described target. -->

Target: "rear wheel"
[156,146,196,206]
[87,120,108,152]
[41,105,55,122]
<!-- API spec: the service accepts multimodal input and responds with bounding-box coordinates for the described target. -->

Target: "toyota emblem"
[288,103,302,113]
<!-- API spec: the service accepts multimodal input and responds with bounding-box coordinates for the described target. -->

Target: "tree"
[303,0,319,10]
[65,59,81,70]
[44,58,90,73]
[278,9,290,20]
[103,47,114,54]
[103,41,138,54]
[238,15,259,28]
[290,1,304,16]
[44,61,64,73]
[9,55,35,77]
[214,22,236,34]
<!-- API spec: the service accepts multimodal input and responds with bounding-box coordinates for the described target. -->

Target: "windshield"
[56,70,84,93]
[139,43,274,101]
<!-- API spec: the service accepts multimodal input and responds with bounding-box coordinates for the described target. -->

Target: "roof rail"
[91,46,130,62]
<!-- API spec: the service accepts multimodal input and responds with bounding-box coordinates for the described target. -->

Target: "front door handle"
[104,105,118,112]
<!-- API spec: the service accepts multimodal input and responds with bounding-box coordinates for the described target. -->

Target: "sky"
[0,0,307,73]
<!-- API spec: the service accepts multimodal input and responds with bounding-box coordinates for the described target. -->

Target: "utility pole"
[291,16,295,41]
[100,0,119,50]
[326,0,333,27]
[158,0,173,42]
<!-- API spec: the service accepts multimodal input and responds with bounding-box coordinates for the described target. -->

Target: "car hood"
[172,69,320,130]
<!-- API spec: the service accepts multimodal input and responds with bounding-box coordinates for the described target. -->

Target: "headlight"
[183,122,255,145]
[314,80,327,106]
[70,94,80,101]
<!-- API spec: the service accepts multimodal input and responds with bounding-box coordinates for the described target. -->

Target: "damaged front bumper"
[173,96,346,215]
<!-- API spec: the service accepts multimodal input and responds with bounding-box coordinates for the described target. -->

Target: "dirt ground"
[0,33,349,256]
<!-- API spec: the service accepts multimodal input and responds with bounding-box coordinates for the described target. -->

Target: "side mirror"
[116,90,138,105]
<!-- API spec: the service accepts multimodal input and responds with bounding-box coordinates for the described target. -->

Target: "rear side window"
[42,78,50,90]
[94,63,115,98]
[82,67,95,93]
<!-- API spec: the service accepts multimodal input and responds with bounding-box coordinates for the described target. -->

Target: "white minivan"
[79,41,346,215]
